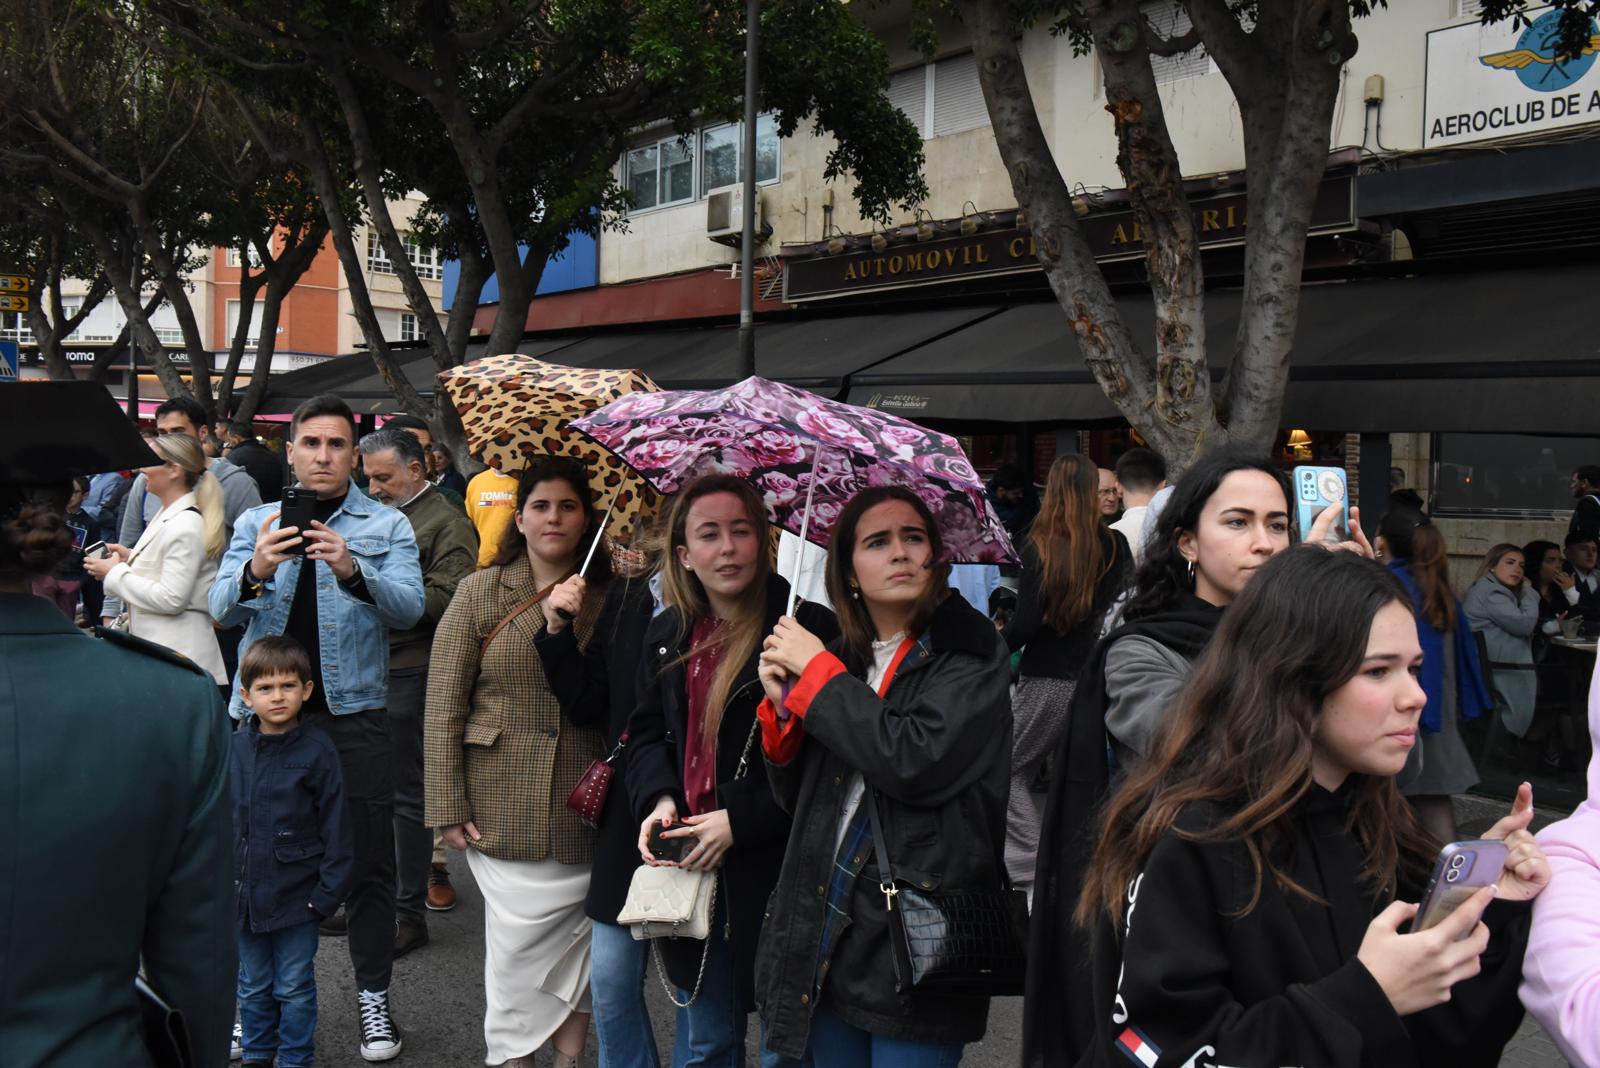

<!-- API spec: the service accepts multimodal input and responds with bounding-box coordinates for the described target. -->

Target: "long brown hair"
[490,457,614,585]
[825,486,952,672]
[1028,454,1109,631]
[658,475,772,740]
[1379,507,1454,631]
[1077,546,1437,932]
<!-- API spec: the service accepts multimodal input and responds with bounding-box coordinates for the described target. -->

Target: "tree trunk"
[216,249,269,419]
[73,210,193,404]
[129,196,216,416]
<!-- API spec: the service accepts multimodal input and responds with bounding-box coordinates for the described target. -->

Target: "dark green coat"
[0,594,235,1068]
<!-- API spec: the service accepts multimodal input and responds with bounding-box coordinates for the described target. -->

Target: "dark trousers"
[387,666,432,924]
[305,707,396,993]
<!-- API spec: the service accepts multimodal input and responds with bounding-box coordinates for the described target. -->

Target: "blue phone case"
[1292,465,1348,544]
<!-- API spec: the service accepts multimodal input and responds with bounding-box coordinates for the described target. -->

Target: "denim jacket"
[209,481,425,719]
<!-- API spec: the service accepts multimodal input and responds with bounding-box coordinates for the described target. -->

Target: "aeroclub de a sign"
[1424,6,1600,149]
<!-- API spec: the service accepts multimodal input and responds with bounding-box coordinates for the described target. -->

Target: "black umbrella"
[0,381,159,485]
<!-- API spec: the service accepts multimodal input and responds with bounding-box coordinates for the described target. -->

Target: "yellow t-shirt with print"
[466,467,520,568]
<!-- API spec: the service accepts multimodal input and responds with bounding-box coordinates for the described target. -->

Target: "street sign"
[0,293,30,313]
[0,274,29,293]
[0,341,17,380]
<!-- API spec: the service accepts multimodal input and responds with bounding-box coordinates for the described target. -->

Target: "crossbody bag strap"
[865,787,898,909]
[479,585,554,662]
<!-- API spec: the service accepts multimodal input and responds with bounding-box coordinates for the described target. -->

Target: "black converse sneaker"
[357,988,402,1061]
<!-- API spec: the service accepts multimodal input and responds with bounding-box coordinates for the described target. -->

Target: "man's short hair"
[240,635,313,688]
[1565,530,1598,550]
[290,394,356,441]
[226,419,255,440]
[154,395,210,432]
[359,426,427,470]
[1115,447,1167,492]
[1575,465,1600,486]
[385,413,431,436]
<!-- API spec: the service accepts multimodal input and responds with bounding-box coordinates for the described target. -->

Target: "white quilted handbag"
[616,865,715,941]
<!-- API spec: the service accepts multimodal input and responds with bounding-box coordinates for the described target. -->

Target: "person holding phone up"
[1069,547,1549,1068]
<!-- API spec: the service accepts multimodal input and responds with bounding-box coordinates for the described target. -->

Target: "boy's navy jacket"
[230,718,353,932]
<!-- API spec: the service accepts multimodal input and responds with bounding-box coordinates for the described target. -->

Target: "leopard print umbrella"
[439,353,660,547]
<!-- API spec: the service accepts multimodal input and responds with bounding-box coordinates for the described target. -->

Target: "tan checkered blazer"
[424,555,605,863]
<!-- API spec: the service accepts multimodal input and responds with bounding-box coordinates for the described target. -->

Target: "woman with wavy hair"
[1378,507,1489,842]
[1002,454,1129,893]
[83,431,228,684]
[628,474,837,1068]
[1072,546,1547,1067]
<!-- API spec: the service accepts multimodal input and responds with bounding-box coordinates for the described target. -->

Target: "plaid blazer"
[424,555,605,864]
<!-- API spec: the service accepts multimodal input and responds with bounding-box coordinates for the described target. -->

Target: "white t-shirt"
[1108,505,1150,564]
[835,633,906,852]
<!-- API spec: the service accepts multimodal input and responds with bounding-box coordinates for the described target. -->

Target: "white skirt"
[465,850,594,1064]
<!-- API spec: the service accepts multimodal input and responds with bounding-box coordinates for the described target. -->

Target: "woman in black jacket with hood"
[1074,547,1549,1068]
[627,474,836,1068]
[753,485,1013,1065]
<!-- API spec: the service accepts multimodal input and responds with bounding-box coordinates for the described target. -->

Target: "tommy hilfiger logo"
[1116,1026,1160,1068]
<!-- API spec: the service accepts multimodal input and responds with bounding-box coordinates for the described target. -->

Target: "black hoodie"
[1075,787,1531,1068]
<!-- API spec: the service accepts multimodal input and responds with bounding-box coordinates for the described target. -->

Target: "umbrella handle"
[785,448,824,618]
[555,504,615,622]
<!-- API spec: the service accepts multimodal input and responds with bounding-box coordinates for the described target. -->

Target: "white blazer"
[103,492,226,682]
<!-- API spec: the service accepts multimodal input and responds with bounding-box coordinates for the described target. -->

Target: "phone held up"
[278,485,316,557]
[648,819,693,864]
[1410,839,1507,937]
[1293,465,1349,545]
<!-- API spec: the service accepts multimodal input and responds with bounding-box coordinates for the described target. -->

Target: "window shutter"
[1455,0,1486,16]
[932,53,989,136]
[1140,1,1212,84]
[887,67,928,137]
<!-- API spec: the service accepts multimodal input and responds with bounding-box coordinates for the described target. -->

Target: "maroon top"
[683,616,728,816]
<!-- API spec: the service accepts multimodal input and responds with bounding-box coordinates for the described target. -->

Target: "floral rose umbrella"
[572,376,1016,605]
[438,353,659,546]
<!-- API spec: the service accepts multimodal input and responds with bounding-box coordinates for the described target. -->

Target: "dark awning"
[258,305,998,414]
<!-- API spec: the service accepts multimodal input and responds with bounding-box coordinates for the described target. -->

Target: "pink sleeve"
[1519,833,1600,1067]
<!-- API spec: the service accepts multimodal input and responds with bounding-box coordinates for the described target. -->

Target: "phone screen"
[1293,465,1348,544]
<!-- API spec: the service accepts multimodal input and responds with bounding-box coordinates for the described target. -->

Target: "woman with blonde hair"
[1464,543,1540,742]
[1002,454,1130,893]
[84,431,227,684]
[628,474,836,1067]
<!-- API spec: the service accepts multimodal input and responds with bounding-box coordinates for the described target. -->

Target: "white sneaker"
[357,988,402,1062]
[230,1021,242,1060]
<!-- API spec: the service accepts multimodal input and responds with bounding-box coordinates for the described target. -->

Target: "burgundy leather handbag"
[565,731,627,827]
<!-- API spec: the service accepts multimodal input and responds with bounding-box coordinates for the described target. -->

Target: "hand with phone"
[250,511,303,581]
[1358,888,1494,1016]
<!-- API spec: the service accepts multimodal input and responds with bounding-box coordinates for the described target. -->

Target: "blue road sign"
[0,340,17,380]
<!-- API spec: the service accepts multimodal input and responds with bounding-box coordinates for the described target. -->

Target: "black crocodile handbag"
[865,790,1029,996]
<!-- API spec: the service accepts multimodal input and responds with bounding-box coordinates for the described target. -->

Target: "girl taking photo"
[628,474,837,1067]
[1076,547,1548,1068]
[1002,455,1131,892]
[83,432,228,686]
[754,485,1013,1065]
[425,458,610,1068]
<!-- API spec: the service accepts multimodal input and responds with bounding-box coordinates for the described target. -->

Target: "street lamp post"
[737,0,758,380]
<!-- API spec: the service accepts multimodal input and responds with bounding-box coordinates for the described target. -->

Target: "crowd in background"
[5,387,1600,1068]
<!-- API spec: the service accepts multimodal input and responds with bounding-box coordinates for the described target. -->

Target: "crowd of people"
[2,382,1599,1068]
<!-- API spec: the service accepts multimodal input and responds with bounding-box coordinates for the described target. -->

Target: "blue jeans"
[805,1003,963,1068]
[592,920,690,1068]
[673,903,797,1068]
[237,919,320,1067]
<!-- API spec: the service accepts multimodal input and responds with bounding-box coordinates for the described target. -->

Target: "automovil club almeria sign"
[1424,5,1600,149]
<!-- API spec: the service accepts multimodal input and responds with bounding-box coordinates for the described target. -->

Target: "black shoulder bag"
[865,788,1029,996]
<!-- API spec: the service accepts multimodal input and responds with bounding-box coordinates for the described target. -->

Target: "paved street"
[306,841,1568,1067]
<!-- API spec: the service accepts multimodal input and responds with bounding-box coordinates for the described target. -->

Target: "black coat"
[1077,789,1530,1068]
[626,573,838,1012]
[535,576,657,924]
[755,592,1013,1057]
[226,439,285,503]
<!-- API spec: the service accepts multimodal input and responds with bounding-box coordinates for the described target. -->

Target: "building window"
[885,53,990,140]
[225,300,264,348]
[226,245,265,269]
[155,327,184,345]
[1140,1,1215,84]
[1431,432,1600,516]
[366,230,393,275]
[405,237,442,281]
[1455,0,1486,16]
[399,312,420,342]
[698,116,779,196]
[0,313,31,343]
[625,137,695,211]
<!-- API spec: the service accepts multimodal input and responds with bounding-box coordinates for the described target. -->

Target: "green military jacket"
[390,483,479,671]
[0,594,234,1068]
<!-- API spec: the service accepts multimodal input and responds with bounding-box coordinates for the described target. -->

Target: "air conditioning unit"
[706,185,770,247]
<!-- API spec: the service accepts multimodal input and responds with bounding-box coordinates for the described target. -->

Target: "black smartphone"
[648,820,693,863]
[278,486,316,556]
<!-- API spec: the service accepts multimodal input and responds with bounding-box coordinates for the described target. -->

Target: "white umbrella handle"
[554,503,614,623]
[785,449,823,617]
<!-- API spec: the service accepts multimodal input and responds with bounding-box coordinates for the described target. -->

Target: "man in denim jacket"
[211,393,424,1063]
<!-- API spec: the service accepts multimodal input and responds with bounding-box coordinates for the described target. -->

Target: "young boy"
[231,636,353,1068]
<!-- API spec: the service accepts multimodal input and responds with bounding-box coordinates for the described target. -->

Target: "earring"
[849,583,860,600]
[1186,558,1195,582]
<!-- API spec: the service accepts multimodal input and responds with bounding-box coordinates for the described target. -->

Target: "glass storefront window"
[1432,432,1599,516]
